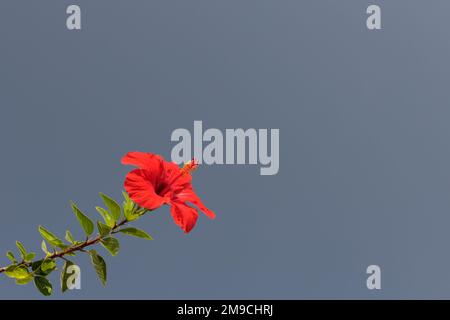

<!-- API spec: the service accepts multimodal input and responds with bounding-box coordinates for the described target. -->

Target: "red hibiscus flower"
[121,152,216,233]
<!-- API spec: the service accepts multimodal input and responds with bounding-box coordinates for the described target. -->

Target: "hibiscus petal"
[124,169,169,210]
[175,187,216,219]
[170,201,199,233]
[162,161,192,187]
[121,151,164,172]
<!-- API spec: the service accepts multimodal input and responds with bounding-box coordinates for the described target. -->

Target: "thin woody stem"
[0,218,130,274]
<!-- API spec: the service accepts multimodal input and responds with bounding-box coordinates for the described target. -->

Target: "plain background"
[1,0,450,299]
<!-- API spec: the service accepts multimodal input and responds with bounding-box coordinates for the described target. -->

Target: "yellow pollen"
[181,158,199,175]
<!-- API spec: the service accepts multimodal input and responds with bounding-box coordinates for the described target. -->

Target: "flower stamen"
[181,158,199,175]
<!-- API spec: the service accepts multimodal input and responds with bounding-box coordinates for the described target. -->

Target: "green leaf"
[32,260,48,276]
[16,275,33,285]
[122,191,138,221]
[15,241,27,259]
[89,250,107,286]
[71,201,94,236]
[60,260,75,293]
[31,260,42,272]
[100,193,121,221]
[4,265,16,275]
[124,211,139,222]
[41,240,50,255]
[122,190,131,202]
[41,259,57,273]
[119,227,153,240]
[34,276,52,296]
[38,226,66,248]
[96,206,116,228]
[25,252,36,262]
[100,237,120,256]
[31,258,57,276]
[97,221,111,237]
[5,265,30,280]
[6,251,16,263]
[65,230,75,244]
[41,241,48,253]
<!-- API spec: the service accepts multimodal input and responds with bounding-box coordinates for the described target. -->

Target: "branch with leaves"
[0,151,216,296]
[1,192,152,295]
